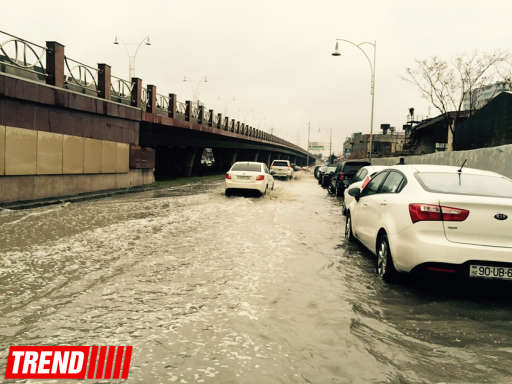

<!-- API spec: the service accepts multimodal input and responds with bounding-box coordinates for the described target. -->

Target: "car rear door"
[352,171,389,249]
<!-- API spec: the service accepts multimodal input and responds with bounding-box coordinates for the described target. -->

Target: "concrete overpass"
[0,30,314,203]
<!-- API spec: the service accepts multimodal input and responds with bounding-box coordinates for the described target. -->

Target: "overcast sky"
[3,0,512,153]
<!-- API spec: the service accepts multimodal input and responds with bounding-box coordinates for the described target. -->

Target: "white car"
[343,165,386,214]
[344,164,512,282]
[225,161,275,196]
[270,160,294,179]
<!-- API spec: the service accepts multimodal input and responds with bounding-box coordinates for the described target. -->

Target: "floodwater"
[1,173,512,383]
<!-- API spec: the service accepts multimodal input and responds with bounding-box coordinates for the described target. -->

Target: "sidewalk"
[0,174,224,210]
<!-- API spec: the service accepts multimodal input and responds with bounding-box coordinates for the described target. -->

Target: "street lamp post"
[306,121,311,167]
[113,35,151,80]
[183,75,208,104]
[332,38,376,161]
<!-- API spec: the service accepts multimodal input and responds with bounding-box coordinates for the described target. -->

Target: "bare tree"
[404,51,509,150]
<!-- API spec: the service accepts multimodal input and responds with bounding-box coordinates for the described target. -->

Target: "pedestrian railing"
[64,56,99,96]
[0,30,47,82]
[110,75,133,105]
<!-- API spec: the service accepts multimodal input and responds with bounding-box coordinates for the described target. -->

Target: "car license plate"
[237,176,250,180]
[469,264,512,280]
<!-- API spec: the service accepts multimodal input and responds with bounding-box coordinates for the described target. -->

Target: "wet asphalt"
[1,172,512,384]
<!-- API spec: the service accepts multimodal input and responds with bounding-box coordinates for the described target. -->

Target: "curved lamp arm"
[334,38,375,75]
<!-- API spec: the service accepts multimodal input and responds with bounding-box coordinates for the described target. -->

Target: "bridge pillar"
[98,64,111,99]
[217,113,222,129]
[147,85,157,113]
[198,105,205,124]
[254,151,260,162]
[131,77,142,108]
[46,41,64,87]
[224,117,229,130]
[185,147,201,177]
[230,150,238,166]
[168,93,177,118]
[230,119,235,132]
[185,101,193,121]
[208,109,214,126]
[265,152,272,167]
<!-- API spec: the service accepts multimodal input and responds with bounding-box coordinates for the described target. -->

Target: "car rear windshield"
[416,172,512,198]
[272,161,289,167]
[231,163,262,172]
[344,163,370,174]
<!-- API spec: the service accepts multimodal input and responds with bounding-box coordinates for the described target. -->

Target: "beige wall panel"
[0,125,5,175]
[5,127,37,175]
[37,131,63,175]
[102,141,117,173]
[116,143,130,173]
[63,135,84,174]
[83,138,102,174]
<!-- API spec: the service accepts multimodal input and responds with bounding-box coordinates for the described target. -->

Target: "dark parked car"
[319,165,337,188]
[328,161,371,196]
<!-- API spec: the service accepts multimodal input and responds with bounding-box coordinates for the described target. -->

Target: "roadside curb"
[0,175,224,211]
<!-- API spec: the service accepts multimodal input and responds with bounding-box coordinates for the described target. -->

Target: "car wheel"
[327,184,335,195]
[376,233,398,282]
[344,213,354,241]
[225,189,230,196]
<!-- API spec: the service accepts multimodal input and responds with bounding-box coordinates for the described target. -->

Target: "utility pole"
[306,121,311,166]
[329,127,332,162]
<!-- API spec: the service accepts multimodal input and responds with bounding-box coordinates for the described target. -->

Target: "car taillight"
[361,176,370,190]
[288,165,291,169]
[338,172,344,181]
[256,175,265,180]
[408,203,469,224]
[225,173,231,179]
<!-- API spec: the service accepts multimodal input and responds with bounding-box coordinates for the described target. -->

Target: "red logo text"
[5,346,132,380]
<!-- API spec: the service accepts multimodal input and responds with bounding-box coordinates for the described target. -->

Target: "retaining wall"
[368,144,512,179]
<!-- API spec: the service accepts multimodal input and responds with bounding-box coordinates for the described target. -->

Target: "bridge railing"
[0,29,312,156]
[156,94,169,115]
[0,30,48,83]
[110,75,133,105]
[64,56,99,96]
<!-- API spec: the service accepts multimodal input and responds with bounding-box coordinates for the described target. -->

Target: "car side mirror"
[348,187,361,202]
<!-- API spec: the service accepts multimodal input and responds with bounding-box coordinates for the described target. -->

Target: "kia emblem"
[494,213,508,221]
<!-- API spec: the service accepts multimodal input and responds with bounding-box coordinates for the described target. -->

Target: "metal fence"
[0,30,47,82]
[64,56,98,95]
[110,75,132,105]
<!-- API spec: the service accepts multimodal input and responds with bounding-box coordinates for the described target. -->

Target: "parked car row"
[316,160,512,283]
[314,161,371,196]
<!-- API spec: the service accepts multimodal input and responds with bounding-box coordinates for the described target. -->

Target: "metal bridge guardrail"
[0,30,47,82]
[156,93,169,116]
[64,56,99,95]
[110,75,133,105]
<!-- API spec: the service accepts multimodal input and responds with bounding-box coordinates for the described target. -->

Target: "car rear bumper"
[271,170,292,177]
[391,228,512,273]
[225,179,266,193]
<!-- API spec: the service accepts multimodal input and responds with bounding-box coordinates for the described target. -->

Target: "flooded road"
[1,173,512,383]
